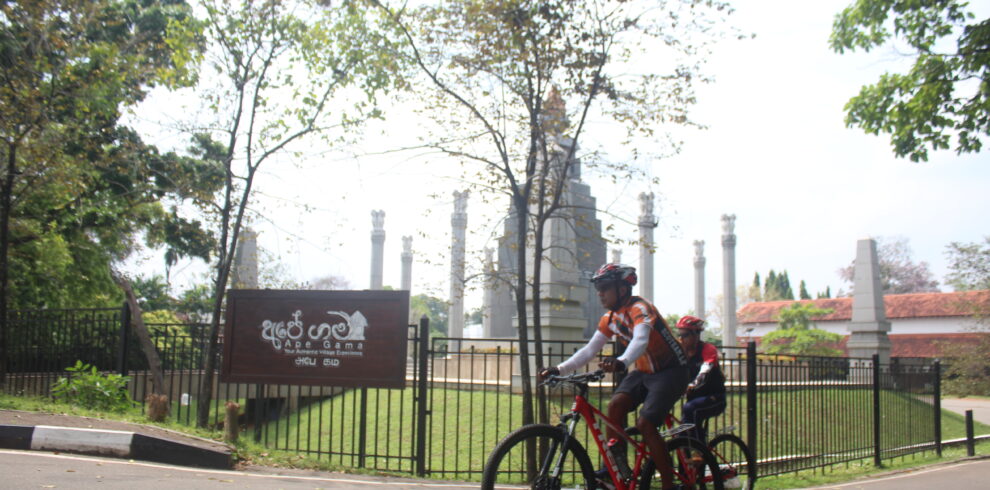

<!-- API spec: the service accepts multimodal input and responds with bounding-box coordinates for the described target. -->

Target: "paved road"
[0,449,477,489]
[941,397,990,426]
[805,457,990,489]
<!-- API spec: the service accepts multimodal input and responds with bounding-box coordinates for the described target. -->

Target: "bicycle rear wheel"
[639,436,724,490]
[708,434,755,490]
[481,423,596,490]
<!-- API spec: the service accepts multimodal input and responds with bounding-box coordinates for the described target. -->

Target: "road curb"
[0,424,233,469]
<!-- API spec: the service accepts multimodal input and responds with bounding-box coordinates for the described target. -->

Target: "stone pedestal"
[846,238,892,362]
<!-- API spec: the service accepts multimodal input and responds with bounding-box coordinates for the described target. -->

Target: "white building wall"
[742,316,979,339]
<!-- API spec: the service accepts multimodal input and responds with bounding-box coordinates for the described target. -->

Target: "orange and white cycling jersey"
[597,296,687,374]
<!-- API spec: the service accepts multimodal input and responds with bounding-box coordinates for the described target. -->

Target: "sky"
[124,0,990,329]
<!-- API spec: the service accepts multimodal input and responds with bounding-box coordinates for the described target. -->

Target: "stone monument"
[846,238,892,363]
[721,214,737,347]
[370,210,385,290]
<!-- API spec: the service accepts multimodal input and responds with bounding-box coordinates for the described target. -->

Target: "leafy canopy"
[762,302,842,357]
[830,0,990,161]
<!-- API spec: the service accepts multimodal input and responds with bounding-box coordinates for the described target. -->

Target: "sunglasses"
[677,331,696,339]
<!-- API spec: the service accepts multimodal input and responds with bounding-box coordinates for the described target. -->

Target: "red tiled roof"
[736,333,987,358]
[737,290,990,324]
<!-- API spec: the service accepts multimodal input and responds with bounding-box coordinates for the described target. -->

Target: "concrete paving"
[941,397,990,426]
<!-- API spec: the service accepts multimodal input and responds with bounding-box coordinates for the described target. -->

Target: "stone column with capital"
[232,228,259,288]
[638,192,657,302]
[370,210,385,290]
[693,240,706,320]
[611,249,622,265]
[401,236,413,291]
[721,215,737,347]
[847,238,892,363]
[449,191,469,338]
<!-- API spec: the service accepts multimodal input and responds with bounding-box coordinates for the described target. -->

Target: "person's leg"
[639,367,690,490]
[691,395,726,443]
[681,396,706,441]
[606,392,636,443]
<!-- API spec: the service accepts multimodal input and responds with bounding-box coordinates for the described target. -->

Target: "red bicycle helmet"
[590,263,637,287]
[676,315,705,331]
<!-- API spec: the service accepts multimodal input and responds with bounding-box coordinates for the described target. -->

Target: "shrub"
[51,361,133,412]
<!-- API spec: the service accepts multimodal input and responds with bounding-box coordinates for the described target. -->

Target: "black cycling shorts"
[615,366,690,426]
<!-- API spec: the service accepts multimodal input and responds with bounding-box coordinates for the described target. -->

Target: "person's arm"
[556,331,609,374]
[689,343,720,389]
[616,323,650,367]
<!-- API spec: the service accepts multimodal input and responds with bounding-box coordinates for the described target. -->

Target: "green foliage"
[799,280,811,300]
[763,269,795,301]
[411,294,449,335]
[51,361,133,412]
[0,0,219,310]
[830,0,990,161]
[762,302,842,356]
[944,236,990,291]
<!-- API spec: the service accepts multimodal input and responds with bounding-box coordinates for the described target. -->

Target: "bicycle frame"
[559,390,650,489]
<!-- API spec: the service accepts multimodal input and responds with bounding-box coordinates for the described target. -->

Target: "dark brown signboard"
[221,289,410,388]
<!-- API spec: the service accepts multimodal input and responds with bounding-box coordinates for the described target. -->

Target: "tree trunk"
[513,199,534,428]
[110,269,166,396]
[0,143,16,385]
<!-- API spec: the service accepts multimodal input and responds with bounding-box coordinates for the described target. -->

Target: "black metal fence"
[1,306,946,481]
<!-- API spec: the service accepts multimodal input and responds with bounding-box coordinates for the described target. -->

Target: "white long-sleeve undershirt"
[556,323,651,374]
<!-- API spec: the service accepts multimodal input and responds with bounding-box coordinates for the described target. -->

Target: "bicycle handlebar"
[541,369,606,389]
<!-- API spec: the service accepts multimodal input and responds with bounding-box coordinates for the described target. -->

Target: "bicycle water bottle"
[606,438,631,480]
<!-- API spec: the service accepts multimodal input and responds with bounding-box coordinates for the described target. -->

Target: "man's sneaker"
[594,468,615,490]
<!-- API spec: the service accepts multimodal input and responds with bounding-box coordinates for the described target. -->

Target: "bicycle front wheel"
[481,423,596,490]
[639,436,724,490]
[709,434,755,490]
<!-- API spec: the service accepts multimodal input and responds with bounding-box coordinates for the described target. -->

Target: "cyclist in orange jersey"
[540,263,690,490]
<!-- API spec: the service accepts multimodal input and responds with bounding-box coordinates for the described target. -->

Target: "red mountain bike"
[481,370,724,489]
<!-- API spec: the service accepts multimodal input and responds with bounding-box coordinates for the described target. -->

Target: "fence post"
[933,360,942,457]
[746,341,757,464]
[872,354,882,467]
[117,301,130,376]
[966,410,975,457]
[415,315,430,476]
[358,387,369,468]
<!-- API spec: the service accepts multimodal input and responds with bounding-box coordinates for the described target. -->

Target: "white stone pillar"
[721,214,737,347]
[401,236,413,291]
[482,247,495,338]
[232,228,258,288]
[370,210,385,290]
[638,192,657,302]
[611,249,622,265]
[847,238,892,363]
[693,240,706,319]
[449,191,469,338]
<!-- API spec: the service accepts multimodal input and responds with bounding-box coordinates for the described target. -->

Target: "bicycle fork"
[545,411,583,482]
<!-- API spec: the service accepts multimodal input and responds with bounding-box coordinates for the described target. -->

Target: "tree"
[940,236,990,396]
[838,236,940,294]
[762,269,794,301]
[0,0,206,382]
[376,0,735,428]
[761,302,842,357]
[411,294,450,335]
[188,0,401,427]
[944,236,990,291]
[830,0,989,162]
[799,280,811,300]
